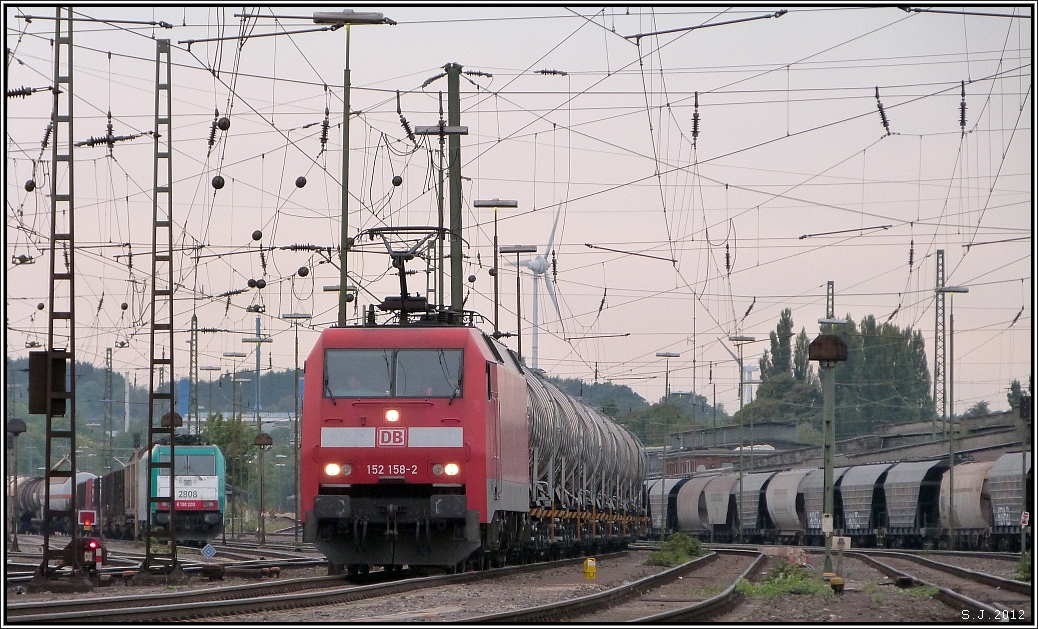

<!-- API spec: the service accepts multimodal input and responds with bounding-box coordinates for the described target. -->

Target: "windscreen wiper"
[324,377,337,405]
[448,367,463,405]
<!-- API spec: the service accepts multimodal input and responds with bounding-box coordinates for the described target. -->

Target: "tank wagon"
[663,451,1031,551]
[17,472,98,534]
[301,324,646,574]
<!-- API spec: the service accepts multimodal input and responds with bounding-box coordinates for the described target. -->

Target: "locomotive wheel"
[347,564,359,576]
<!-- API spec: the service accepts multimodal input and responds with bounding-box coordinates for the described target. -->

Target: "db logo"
[377,428,406,447]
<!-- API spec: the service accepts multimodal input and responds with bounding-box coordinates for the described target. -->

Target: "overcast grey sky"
[5,5,1032,414]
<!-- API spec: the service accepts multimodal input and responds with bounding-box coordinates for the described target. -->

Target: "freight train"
[300,324,647,574]
[648,451,1031,551]
[17,436,226,543]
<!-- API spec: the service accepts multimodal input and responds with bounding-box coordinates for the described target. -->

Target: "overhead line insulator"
[959,80,967,137]
[875,86,890,136]
[691,91,701,147]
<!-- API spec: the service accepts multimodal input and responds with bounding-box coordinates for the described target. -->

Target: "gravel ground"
[713,553,964,623]
[7,535,328,604]
[906,551,1025,581]
[8,538,1028,623]
[572,552,757,622]
[218,551,666,622]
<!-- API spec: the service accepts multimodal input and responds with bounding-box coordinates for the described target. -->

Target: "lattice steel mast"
[933,250,946,438]
[35,6,82,580]
[143,38,178,574]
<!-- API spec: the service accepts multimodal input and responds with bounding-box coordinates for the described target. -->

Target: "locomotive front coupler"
[352,517,367,550]
[382,504,400,540]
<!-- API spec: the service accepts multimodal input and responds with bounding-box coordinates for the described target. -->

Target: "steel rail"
[467,549,763,623]
[634,550,765,622]
[856,549,1030,595]
[8,552,626,622]
[848,551,1005,621]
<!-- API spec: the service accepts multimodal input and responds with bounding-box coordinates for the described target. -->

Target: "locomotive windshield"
[156,453,217,476]
[325,348,463,398]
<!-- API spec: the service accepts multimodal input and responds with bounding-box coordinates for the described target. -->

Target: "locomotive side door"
[487,361,502,502]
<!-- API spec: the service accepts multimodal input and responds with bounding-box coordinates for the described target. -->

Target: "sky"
[4,5,1033,417]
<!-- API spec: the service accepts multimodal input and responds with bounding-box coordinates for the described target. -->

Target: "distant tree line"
[547,376,730,447]
[738,309,937,439]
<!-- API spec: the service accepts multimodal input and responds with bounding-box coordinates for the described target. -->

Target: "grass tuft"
[735,563,833,598]
[645,532,705,567]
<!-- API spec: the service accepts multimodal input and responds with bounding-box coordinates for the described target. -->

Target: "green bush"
[662,532,704,557]
[645,532,705,566]
[735,563,833,598]
[1018,551,1031,582]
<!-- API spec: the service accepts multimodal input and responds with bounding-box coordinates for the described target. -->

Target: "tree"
[793,328,813,383]
[1008,379,1023,409]
[964,401,991,418]
[760,309,794,382]
[735,372,822,428]
[744,312,933,439]
[203,412,255,490]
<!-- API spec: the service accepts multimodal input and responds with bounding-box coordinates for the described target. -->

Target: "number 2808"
[367,464,418,475]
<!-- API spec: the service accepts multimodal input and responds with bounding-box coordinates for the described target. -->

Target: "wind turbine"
[516,207,564,369]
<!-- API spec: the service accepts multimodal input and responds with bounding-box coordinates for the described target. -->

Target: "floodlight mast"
[282,313,311,548]
[727,335,754,543]
[311,11,395,327]
[474,199,518,337]
[655,351,680,536]
[501,244,537,360]
[937,285,968,550]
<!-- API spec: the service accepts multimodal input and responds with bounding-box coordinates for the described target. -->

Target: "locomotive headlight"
[324,462,341,476]
[444,463,460,476]
[385,409,400,422]
[432,464,444,476]
[341,463,352,476]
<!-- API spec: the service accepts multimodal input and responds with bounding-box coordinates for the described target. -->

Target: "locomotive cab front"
[301,326,527,570]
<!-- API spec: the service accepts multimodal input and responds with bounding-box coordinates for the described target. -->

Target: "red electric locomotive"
[300,322,646,573]
[300,324,531,571]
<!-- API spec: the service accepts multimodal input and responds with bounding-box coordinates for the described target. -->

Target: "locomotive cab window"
[156,454,216,476]
[325,349,463,398]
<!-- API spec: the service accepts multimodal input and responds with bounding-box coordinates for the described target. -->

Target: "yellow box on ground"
[583,557,596,579]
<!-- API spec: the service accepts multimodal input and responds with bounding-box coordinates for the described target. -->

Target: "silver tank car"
[525,370,645,516]
[17,472,98,533]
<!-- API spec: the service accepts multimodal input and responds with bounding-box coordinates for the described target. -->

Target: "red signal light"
[88,541,98,549]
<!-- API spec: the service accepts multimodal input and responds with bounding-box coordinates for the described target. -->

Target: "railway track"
[626,542,1029,622]
[849,550,1032,623]
[6,547,327,586]
[467,549,765,623]
[6,552,626,622]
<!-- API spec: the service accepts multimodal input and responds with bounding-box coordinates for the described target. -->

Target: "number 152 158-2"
[367,464,418,475]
